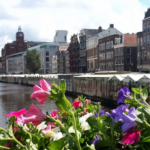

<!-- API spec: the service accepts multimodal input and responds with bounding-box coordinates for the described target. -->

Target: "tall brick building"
[68,34,80,73]
[1,27,28,73]
[137,8,150,72]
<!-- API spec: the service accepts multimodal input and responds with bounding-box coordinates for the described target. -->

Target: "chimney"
[98,26,102,32]
[110,24,114,28]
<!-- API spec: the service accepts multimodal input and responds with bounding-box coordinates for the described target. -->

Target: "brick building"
[137,8,150,72]
[79,29,99,73]
[99,34,120,71]
[114,34,137,72]
[68,34,80,73]
[1,27,28,73]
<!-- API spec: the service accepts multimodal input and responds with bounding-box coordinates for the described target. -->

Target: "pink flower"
[23,104,47,126]
[84,99,91,105]
[51,110,58,119]
[5,109,27,118]
[31,79,51,104]
[72,101,82,108]
[75,98,79,101]
[42,124,51,134]
[122,129,142,146]
[4,142,11,148]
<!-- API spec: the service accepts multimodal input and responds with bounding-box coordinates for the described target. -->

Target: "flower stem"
[71,111,82,150]
[144,120,150,127]
[0,146,10,149]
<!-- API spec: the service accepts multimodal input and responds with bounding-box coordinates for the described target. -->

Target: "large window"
[46,51,49,56]
[143,23,146,32]
[126,57,131,64]
[127,48,131,55]
[46,63,49,68]
[46,57,49,62]
[106,52,113,59]
[147,35,150,46]
[99,53,105,60]
[144,36,147,46]
[115,58,118,65]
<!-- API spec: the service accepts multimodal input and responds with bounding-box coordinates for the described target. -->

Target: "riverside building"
[137,8,150,72]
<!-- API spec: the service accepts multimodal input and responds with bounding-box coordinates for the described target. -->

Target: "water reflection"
[0,83,112,129]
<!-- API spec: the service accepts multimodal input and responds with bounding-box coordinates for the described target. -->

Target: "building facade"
[79,29,99,73]
[57,50,66,73]
[137,8,150,72]
[65,50,70,73]
[114,34,137,72]
[99,34,120,71]
[6,52,27,74]
[68,34,80,73]
[52,55,57,74]
[54,30,68,44]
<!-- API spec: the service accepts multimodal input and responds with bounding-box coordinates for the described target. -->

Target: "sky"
[0,0,149,54]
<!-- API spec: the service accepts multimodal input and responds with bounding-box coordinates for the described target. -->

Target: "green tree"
[26,49,41,74]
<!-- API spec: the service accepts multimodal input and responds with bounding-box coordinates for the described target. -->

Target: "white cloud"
[0,0,147,54]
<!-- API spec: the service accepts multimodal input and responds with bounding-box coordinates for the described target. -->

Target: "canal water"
[0,83,113,129]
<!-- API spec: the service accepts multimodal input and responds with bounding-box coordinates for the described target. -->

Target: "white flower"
[80,121,91,131]
[51,132,65,141]
[45,130,54,139]
[54,127,60,132]
[68,126,81,139]
[79,113,93,131]
[36,121,47,131]
[79,113,93,124]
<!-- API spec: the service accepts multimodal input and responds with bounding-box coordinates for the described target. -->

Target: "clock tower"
[16,26,25,53]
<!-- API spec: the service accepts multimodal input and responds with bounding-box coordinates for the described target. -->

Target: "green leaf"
[55,97,71,114]
[87,104,94,112]
[141,86,148,101]
[60,80,66,94]
[8,125,13,137]
[48,137,65,150]
[141,136,150,142]
[143,106,150,116]
[132,87,142,95]
[86,117,103,132]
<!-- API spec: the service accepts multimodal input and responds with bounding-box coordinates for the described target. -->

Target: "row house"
[79,28,100,73]
[137,8,150,72]
[65,50,70,73]
[86,33,99,72]
[99,34,120,71]
[114,34,137,72]
[68,34,80,73]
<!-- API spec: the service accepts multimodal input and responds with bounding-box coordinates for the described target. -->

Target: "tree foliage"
[26,49,41,74]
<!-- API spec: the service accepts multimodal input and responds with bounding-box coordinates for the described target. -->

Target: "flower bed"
[0,79,150,150]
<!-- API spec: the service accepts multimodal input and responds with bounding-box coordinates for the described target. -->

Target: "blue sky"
[0,0,148,53]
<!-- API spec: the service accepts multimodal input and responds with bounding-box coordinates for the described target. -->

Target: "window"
[46,51,49,56]
[115,58,118,65]
[64,36,66,41]
[147,35,150,46]
[46,57,49,62]
[91,62,93,68]
[46,63,49,68]
[118,48,120,56]
[126,57,131,64]
[144,36,147,46]
[115,49,118,56]
[121,57,124,64]
[127,48,131,55]
[143,23,146,32]
[120,48,123,55]
[147,22,150,31]
[99,53,105,60]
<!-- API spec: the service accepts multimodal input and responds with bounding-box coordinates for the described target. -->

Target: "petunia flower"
[117,87,132,104]
[72,101,83,108]
[79,113,93,131]
[122,129,142,146]
[51,132,65,141]
[110,105,137,133]
[5,109,27,118]
[51,110,58,119]
[95,110,105,117]
[30,79,51,104]
[84,99,91,105]
[23,104,47,126]
[36,121,47,131]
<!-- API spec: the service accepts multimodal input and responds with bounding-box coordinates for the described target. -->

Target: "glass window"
[46,63,49,68]
[127,48,131,55]
[46,51,49,56]
[126,57,131,64]
[46,57,49,62]
[115,49,117,56]
[144,36,147,46]
[115,58,118,65]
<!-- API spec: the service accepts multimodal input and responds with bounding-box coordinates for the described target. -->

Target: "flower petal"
[39,79,51,92]
[33,85,42,92]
